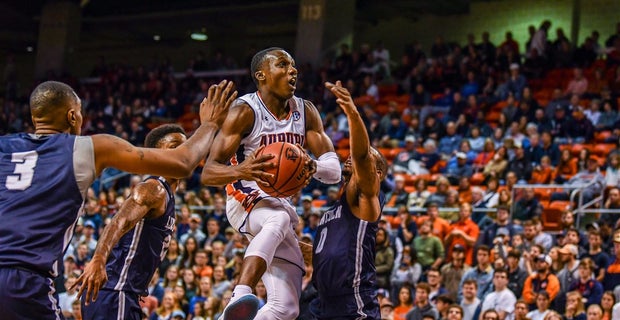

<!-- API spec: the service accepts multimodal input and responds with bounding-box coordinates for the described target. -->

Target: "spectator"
[458,245,494,301]
[582,230,610,282]
[408,179,432,209]
[393,136,422,174]
[600,291,616,320]
[526,291,552,320]
[564,291,587,320]
[480,268,517,320]
[393,285,415,320]
[550,158,605,204]
[413,219,444,271]
[376,227,395,289]
[568,258,603,308]
[513,188,542,223]
[405,282,439,320]
[565,68,589,98]
[441,244,471,301]
[180,214,206,246]
[459,279,480,320]
[507,249,528,299]
[445,203,480,266]
[522,254,560,308]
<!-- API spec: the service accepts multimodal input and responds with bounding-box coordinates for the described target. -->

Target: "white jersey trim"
[114,220,145,291]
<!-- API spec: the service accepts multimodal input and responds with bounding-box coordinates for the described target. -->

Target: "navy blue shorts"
[81,289,142,320]
[309,292,380,320]
[0,267,64,320]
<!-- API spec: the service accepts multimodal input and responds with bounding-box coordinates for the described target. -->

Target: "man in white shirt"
[58,276,79,319]
[481,268,516,320]
[460,279,480,320]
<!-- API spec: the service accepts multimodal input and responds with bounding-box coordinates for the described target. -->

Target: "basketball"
[256,142,307,197]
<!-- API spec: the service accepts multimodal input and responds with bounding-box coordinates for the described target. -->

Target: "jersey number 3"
[6,151,38,190]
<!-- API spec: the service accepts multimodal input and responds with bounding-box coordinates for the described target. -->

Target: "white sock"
[229,285,253,304]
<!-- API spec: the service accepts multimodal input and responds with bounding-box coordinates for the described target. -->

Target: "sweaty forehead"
[265,50,294,63]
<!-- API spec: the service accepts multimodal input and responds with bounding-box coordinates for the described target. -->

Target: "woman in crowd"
[601,291,616,320]
[564,291,587,320]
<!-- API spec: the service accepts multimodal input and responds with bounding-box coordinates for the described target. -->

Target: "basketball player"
[0,80,243,319]
[200,47,341,320]
[310,81,387,319]
[72,124,187,319]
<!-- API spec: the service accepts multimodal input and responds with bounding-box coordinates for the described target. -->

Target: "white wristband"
[313,151,341,184]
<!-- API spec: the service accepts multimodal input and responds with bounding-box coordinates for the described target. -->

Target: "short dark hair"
[144,124,186,148]
[463,279,478,288]
[250,47,284,86]
[477,245,491,254]
[435,294,453,304]
[29,81,79,117]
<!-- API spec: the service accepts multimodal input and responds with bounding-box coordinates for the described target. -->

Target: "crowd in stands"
[4,19,620,320]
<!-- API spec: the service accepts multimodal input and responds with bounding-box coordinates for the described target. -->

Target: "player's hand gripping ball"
[256,142,308,197]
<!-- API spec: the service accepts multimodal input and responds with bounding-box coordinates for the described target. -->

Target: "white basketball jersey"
[226,92,307,209]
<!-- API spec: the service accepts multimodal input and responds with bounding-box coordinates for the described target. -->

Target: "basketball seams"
[257,142,306,197]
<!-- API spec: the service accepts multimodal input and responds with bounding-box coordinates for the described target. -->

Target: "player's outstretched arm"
[201,102,275,186]
[304,100,340,185]
[326,81,381,221]
[72,180,166,304]
[92,80,236,178]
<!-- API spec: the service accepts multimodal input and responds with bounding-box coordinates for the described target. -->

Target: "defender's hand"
[200,80,237,127]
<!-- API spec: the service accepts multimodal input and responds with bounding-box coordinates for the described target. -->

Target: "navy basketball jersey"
[0,133,95,277]
[102,176,176,295]
[311,190,385,319]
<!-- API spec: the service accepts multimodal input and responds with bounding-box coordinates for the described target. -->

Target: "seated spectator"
[393,285,415,320]
[416,139,441,173]
[473,138,495,170]
[600,291,616,320]
[468,126,486,152]
[458,245,494,301]
[439,122,463,158]
[414,220,445,271]
[426,176,451,207]
[393,135,422,174]
[480,205,518,248]
[421,113,445,141]
[526,291,552,320]
[456,177,472,203]
[568,258,603,308]
[376,227,395,289]
[404,282,439,320]
[530,155,554,184]
[408,179,432,209]
[605,154,620,188]
[566,107,595,143]
[416,201,451,241]
[507,250,528,299]
[563,291,587,320]
[513,188,542,223]
[601,187,620,226]
[582,229,611,282]
[553,149,578,183]
[446,152,474,185]
[483,146,509,179]
[480,268,517,320]
[597,100,618,130]
[532,131,560,166]
[440,190,461,222]
[386,175,411,208]
[397,205,419,244]
[565,67,589,97]
[584,99,602,126]
[522,256,560,309]
[482,177,500,209]
[507,142,533,182]
[459,279,480,320]
[550,158,605,204]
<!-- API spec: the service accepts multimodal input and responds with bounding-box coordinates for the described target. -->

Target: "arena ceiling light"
[190,32,208,41]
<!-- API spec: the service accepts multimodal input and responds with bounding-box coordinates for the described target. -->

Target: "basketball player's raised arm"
[73,179,166,304]
[201,102,275,186]
[326,81,381,222]
[93,80,236,178]
[304,100,341,184]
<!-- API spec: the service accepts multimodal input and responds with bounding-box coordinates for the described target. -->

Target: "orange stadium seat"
[594,130,612,142]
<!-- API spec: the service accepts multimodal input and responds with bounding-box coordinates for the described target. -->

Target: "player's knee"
[272,306,299,320]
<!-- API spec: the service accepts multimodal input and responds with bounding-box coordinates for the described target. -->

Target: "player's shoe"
[219,293,259,320]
